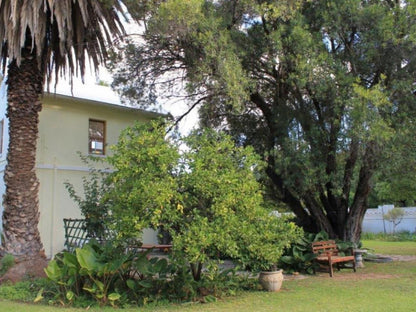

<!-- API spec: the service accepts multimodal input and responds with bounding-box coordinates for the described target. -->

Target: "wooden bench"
[311,240,356,277]
[140,244,172,253]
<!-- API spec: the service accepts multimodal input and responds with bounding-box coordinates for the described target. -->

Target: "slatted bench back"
[63,218,89,252]
[311,240,339,256]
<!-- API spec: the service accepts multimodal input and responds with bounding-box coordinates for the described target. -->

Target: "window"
[89,119,106,155]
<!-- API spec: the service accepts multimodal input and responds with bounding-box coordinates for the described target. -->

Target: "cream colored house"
[0,81,162,258]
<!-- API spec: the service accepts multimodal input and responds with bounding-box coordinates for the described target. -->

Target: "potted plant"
[254,243,286,292]
[258,265,284,292]
[237,214,302,292]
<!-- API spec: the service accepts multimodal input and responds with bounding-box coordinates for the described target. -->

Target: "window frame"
[88,119,106,156]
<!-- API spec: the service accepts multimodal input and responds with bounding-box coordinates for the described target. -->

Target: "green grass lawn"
[361,240,416,255]
[1,240,415,312]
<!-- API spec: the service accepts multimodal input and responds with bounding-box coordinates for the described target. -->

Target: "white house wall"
[0,84,160,258]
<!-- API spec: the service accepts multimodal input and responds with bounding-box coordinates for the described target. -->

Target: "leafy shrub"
[60,122,302,303]
[44,240,137,306]
[383,208,405,234]
[44,240,243,306]
[279,231,358,274]
[64,154,112,240]
[0,278,52,302]
[0,254,15,276]
[107,123,302,279]
[235,214,302,272]
[279,231,328,274]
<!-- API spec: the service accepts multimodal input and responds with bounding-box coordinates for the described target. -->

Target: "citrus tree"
[107,121,301,280]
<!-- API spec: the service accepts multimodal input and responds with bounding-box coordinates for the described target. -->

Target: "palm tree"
[0,1,129,264]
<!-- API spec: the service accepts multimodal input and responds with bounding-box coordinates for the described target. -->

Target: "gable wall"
[0,89,160,258]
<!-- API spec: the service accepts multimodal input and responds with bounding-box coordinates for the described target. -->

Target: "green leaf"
[95,280,105,292]
[138,280,153,289]
[154,258,168,273]
[62,252,79,269]
[34,288,44,303]
[280,256,294,264]
[135,256,151,274]
[76,246,100,272]
[292,246,302,259]
[204,295,217,303]
[66,291,75,301]
[108,293,121,302]
[83,286,96,294]
[44,260,62,282]
[126,279,136,290]
[303,253,317,262]
[96,293,105,299]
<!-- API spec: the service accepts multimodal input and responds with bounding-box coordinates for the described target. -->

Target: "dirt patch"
[380,255,416,262]
[286,254,416,281]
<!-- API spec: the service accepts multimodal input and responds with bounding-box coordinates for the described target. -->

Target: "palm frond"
[0,0,128,82]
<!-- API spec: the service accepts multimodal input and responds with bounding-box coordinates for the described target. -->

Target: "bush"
[0,278,51,302]
[278,231,328,274]
[64,154,112,241]
[0,254,15,276]
[383,208,405,234]
[278,231,359,274]
[43,240,254,307]
[107,123,302,280]
[44,240,134,306]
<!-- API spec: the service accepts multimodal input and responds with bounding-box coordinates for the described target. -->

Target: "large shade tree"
[0,0,132,263]
[110,0,416,242]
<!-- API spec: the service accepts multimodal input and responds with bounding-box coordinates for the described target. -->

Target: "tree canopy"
[112,0,416,242]
[371,121,416,207]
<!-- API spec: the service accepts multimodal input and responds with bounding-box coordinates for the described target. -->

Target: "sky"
[49,17,199,136]
[49,67,199,136]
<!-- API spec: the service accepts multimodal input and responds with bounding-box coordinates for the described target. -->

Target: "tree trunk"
[190,261,203,281]
[1,49,45,260]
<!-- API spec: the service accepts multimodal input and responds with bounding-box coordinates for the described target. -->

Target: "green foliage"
[383,208,405,233]
[0,254,15,276]
[362,231,416,242]
[371,122,416,206]
[278,231,358,274]
[107,123,302,279]
[335,240,356,256]
[2,254,416,312]
[235,214,302,272]
[114,0,416,242]
[106,119,179,242]
[0,279,52,302]
[171,129,302,276]
[44,240,133,306]
[43,240,259,306]
[279,231,328,274]
[64,154,112,240]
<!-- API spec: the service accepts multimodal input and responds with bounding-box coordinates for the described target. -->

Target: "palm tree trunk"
[1,49,45,259]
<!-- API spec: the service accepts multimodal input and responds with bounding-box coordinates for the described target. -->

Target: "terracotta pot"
[259,269,283,292]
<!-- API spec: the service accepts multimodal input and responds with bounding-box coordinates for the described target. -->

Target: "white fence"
[362,205,416,234]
